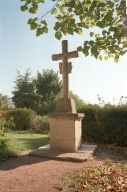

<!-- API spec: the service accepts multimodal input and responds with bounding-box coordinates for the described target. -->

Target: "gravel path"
[0,150,103,192]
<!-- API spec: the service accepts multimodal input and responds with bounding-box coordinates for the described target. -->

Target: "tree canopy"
[0,94,12,110]
[11,69,37,109]
[69,90,86,109]
[20,0,127,63]
[35,69,62,115]
[36,69,62,103]
[11,69,62,115]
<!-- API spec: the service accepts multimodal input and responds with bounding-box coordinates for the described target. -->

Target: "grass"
[0,129,49,161]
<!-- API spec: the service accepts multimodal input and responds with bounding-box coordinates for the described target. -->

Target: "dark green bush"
[78,104,101,143]
[7,108,36,130]
[78,104,127,147]
[101,105,127,146]
[0,113,15,160]
[0,115,8,157]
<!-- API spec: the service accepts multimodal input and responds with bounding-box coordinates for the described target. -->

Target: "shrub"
[78,104,101,143]
[0,110,8,118]
[0,114,15,159]
[7,108,36,130]
[78,103,127,146]
[100,105,127,146]
[31,115,49,133]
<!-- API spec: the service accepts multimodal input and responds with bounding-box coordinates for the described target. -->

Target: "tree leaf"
[95,34,100,38]
[77,46,82,52]
[62,27,67,35]
[20,5,28,12]
[68,28,74,35]
[93,51,99,59]
[75,28,82,35]
[29,7,36,14]
[90,32,95,37]
[40,20,47,26]
[30,22,37,30]
[70,19,75,24]
[77,23,83,27]
[96,21,103,28]
[102,30,108,35]
[89,40,94,46]
[114,56,119,63]
[56,4,60,8]
[60,6,65,13]
[86,17,91,22]
[55,31,62,40]
[42,26,48,33]
[32,17,38,22]
[82,46,89,56]
[52,8,57,14]
[98,55,103,61]
[28,18,33,24]
[54,22,61,31]
[26,0,31,5]
[108,53,113,58]
[104,56,108,61]
[36,28,42,36]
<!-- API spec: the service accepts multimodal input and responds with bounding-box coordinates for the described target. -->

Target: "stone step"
[29,144,97,162]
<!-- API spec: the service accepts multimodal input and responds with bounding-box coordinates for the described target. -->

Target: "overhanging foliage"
[20,0,127,63]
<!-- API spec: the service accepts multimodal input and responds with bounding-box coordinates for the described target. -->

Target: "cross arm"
[52,51,79,61]
[52,53,63,61]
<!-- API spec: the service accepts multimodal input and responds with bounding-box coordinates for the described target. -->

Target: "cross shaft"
[52,40,79,98]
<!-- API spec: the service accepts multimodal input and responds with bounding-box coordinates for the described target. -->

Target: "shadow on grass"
[9,129,47,135]
[0,136,49,170]
[1,144,126,171]
[1,147,126,171]
[95,146,127,162]
[0,136,50,170]
[17,137,50,150]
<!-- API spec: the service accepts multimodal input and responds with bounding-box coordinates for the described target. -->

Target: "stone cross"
[52,40,79,98]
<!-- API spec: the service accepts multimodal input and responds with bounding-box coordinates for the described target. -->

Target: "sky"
[1,0,127,105]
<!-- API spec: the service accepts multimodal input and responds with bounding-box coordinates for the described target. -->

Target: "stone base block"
[47,113,84,152]
[29,144,97,162]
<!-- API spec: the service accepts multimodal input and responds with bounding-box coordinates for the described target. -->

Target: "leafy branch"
[20,0,127,63]
[38,0,59,21]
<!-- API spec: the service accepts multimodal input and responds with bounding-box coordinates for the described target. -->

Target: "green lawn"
[1,130,49,161]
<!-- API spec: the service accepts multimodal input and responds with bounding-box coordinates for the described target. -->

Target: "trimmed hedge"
[7,108,36,130]
[78,104,127,146]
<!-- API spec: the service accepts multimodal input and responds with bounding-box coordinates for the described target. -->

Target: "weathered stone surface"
[48,113,84,120]
[29,144,97,162]
[47,40,85,153]
[55,98,76,113]
[52,40,79,99]
[47,113,84,152]
[50,139,61,151]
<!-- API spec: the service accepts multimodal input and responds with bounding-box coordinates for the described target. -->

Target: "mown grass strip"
[0,130,49,161]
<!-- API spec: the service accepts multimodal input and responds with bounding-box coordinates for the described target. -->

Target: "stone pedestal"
[55,98,77,113]
[48,112,84,152]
